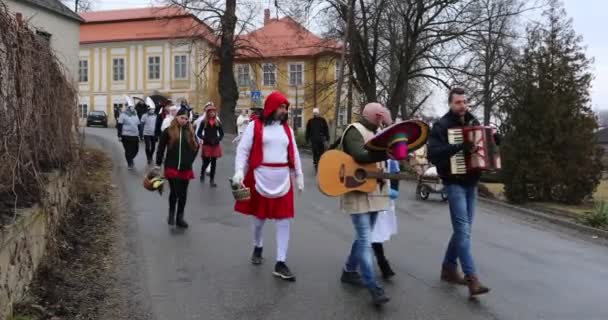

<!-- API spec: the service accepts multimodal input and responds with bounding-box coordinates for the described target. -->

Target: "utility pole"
[332,0,354,141]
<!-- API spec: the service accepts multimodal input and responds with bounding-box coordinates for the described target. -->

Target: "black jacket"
[306,116,330,143]
[427,111,481,186]
[154,112,166,138]
[156,127,198,171]
[196,120,224,145]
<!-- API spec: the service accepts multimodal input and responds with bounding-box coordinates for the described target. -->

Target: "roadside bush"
[578,200,608,229]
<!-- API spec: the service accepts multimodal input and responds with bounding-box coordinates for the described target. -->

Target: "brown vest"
[338,123,389,214]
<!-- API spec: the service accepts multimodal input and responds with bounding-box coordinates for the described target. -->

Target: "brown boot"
[465,275,490,296]
[441,264,467,285]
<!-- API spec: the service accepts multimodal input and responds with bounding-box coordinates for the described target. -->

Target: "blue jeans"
[443,184,477,276]
[344,212,379,289]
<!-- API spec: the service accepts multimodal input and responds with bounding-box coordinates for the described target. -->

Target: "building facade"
[4,0,82,82]
[78,7,214,124]
[208,10,349,132]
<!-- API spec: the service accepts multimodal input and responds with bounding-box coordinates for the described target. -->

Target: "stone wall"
[0,172,70,320]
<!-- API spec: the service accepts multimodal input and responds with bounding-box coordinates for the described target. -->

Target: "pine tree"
[500,1,603,204]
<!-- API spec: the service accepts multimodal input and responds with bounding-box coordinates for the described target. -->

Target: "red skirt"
[164,167,195,180]
[234,168,294,219]
[202,144,222,158]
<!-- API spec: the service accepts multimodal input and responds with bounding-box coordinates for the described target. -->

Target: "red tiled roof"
[80,7,187,23]
[236,17,340,59]
[79,7,215,45]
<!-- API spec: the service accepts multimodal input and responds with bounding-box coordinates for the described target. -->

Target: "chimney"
[264,9,270,25]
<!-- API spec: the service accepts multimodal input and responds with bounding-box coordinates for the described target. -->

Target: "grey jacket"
[141,113,157,136]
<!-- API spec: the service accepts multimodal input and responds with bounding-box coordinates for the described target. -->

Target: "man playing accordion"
[427,87,495,298]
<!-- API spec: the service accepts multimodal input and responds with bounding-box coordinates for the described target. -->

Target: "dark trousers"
[311,141,326,168]
[144,135,157,163]
[138,124,144,140]
[121,136,139,166]
[168,178,189,216]
[201,157,217,180]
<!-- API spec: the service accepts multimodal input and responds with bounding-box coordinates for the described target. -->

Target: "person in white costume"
[232,91,303,282]
[370,159,400,279]
[161,105,179,132]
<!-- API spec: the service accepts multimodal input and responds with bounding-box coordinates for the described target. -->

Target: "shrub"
[577,200,608,229]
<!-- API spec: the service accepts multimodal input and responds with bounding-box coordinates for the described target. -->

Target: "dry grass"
[14,149,119,320]
[481,180,608,216]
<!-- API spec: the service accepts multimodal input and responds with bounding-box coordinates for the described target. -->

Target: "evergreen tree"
[500,1,603,204]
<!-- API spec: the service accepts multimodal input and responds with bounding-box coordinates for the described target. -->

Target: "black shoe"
[210,181,217,188]
[167,211,175,226]
[273,262,296,282]
[378,260,396,279]
[176,212,188,228]
[369,287,390,306]
[251,247,263,265]
[341,270,364,287]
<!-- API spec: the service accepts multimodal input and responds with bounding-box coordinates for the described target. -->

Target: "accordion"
[448,126,501,175]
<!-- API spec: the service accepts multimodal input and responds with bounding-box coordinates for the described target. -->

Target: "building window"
[174,55,188,79]
[262,63,276,87]
[78,103,88,119]
[148,56,160,80]
[289,63,304,86]
[236,64,250,87]
[113,58,125,81]
[79,60,88,83]
[290,108,302,130]
[35,30,51,46]
[338,106,347,126]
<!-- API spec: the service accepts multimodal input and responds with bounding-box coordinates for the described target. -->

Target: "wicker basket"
[229,178,251,201]
[232,186,251,201]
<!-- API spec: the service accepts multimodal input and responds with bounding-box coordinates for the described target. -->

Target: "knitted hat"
[176,106,188,116]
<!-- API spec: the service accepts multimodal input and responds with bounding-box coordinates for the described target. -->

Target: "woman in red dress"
[196,105,224,187]
[156,108,199,228]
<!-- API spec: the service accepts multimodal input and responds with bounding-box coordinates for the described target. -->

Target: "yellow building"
[208,9,348,132]
[78,7,215,124]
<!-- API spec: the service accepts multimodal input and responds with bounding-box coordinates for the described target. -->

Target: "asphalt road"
[84,127,608,320]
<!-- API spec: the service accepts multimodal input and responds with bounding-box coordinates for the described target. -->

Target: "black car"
[86,111,108,127]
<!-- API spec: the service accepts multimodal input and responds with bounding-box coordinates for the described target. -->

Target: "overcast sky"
[67,0,607,111]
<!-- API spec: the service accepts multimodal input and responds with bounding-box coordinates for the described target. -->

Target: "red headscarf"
[263,91,290,118]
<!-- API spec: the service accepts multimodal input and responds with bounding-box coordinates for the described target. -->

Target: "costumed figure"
[196,104,224,187]
[232,91,304,282]
[117,95,141,170]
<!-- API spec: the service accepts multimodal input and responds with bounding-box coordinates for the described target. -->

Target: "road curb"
[479,197,608,239]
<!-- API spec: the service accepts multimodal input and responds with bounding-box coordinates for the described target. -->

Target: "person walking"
[232,91,304,282]
[336,102,392,306]
[370,159,400,279]
[196,104,224,187]
[117,96,141,170]
[427,87,491,297]
[141,98,158,165]
[155,107,199,229]
[305,108,329,171]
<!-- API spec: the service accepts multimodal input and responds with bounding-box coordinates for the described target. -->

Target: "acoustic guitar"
[317,150,415,197]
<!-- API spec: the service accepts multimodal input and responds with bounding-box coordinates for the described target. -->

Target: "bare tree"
[450,0,532,125]
[62,0,94,13]
[166,0,263,133]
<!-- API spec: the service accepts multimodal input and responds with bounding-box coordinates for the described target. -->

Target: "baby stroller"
[416,165,448,201]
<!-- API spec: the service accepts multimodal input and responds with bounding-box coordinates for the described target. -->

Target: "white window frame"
[78,103,88,119]
[148,56,161,80]
[79,59,88,83]
[112,57,125,82]
[288,62,304,86]
[290,108,303,130]
[174,54,188,80]
[236,64,250,87]
[262,63,276,87]
[338,106,347,126]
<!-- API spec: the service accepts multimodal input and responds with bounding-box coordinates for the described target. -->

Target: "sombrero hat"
[364,120,429,160]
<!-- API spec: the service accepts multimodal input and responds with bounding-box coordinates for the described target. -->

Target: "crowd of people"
[112,88,492,306]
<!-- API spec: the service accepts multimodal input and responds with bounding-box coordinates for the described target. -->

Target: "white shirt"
[235,121,303,198]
